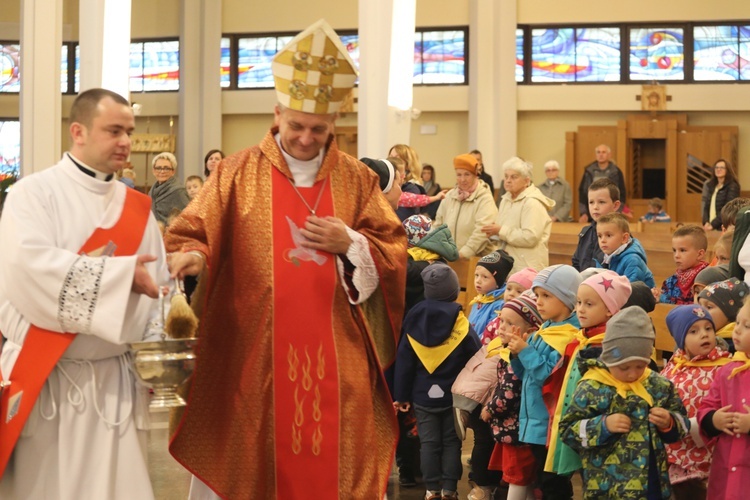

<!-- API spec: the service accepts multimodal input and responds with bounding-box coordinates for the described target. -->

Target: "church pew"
[650,303,677,356]
[548,223,720,286]
[447,256,480,312]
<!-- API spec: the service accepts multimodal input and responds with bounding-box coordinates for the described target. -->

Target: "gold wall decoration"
[641,85,667,112]
[130,134,176,153]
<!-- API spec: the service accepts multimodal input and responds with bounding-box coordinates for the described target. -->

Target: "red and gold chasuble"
[271,168,339,497]
[0,188,151,477]
[166,132,406,499]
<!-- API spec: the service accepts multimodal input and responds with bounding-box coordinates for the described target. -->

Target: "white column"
[78,0,131,98]
[468,0,517,182]
[358,0,416,159]
[20,0,62,175]
[179,0,222,180]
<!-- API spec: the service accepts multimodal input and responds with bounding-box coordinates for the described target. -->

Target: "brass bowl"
[130,338,197,409]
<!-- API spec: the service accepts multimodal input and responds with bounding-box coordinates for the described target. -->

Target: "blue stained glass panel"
[220,37,231,88]
[694,26,739,80]
[61,45,68,92]
[74,44,80,92]
[340,34,360,69]
[0,120,20,177]
[742,26,750,80]
[0,44,20,93]
[143,41,179,91]
[129,42,144,92]
[629,28,684,81]
[415,30,465,84]
[531,28,620,83]
[575,28,620,82]
[531,28,576,82]
[516,29,524,82]
[237,36,291,88]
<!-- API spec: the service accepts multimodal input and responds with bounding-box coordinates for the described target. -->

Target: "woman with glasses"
[702,159,740,231]
[149,152,190,225]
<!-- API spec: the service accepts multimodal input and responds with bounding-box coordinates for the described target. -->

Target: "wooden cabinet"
[565,114,738,222]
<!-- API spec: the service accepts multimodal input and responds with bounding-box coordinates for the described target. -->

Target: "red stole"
[271,168,340,498]
[0,188,152,477]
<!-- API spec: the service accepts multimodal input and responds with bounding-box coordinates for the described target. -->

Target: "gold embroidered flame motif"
[287,342,327,455]
[287,344,299,381]
[302,347,313,391]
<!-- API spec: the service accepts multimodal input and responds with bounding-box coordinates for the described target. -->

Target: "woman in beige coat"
[482,157,553,273]
[434,154,498,259]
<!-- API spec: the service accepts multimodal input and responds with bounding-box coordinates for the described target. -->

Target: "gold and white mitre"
[271,19,358,115]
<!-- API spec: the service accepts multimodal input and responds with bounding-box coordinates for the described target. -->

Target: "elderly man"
[0,88,166,499]
[538,160,573,222]
[166,20,406,499]
[577,144,627,222]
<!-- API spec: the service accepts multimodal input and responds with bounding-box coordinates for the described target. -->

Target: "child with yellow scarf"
[661,305,732,500]
[560,307,689,499]
[545,270,632,477]
[698,296,750,500]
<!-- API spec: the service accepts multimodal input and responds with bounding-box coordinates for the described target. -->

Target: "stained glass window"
[130,40,179,92]
[531,28,620,83]
[220,37,231,88]
[516,29,524,82]
[237,36,291,88]
[694,25,750,81]
[0,120,20,177]
[575,28,620,82]
[74,44,80,92]
[629,28,684,81]
[61,45,68,93]
[130,42,145,92]
[0,44,20,93]
[414,30,465,84]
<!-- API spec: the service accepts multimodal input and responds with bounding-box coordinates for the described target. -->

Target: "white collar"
[274,133,324,188]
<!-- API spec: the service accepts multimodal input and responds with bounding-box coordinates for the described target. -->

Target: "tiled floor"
[147,409,582,499]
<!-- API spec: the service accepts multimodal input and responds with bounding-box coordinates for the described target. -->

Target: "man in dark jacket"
[577,144,626,222]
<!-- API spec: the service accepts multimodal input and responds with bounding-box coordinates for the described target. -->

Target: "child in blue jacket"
[468,250,514,340]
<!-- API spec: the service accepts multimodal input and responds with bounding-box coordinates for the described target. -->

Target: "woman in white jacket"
[482,157,553,273]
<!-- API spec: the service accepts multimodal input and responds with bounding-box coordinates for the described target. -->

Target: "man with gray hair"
[538,160,573,222]
[166,19,406,499]
[577,144,627,222]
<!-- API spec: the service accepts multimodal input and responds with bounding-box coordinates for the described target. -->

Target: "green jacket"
[560,360,689,499]
[417,223,459,261]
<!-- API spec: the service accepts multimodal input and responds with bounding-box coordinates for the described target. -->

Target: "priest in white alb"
[0,88,167,499]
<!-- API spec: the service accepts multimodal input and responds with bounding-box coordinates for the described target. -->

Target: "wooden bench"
[549,222,720,286]
[650,303,677,357]
[447,256,480,311]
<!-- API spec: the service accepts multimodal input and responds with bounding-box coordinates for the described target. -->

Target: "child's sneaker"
[424,490,441,500]
[467,485,495,500]
[441,489,458,499]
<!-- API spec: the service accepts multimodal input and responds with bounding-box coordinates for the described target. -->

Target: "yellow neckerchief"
[407,310,470,374]
[469,293,499,306]
[716,322,735,339]
[668,349,733,375]
[581,366,654,405]
[728,351,750,379]
[535,322,579,355]
[485,336,511,363]
[407,247,441,262]
[544,328,605,473]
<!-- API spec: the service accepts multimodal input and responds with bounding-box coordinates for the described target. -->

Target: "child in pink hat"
[504,267,538,301]
[546,270,632,476]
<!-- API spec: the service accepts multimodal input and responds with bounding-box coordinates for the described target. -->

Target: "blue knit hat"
[532,264,582,311]
[666,305,715,350]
